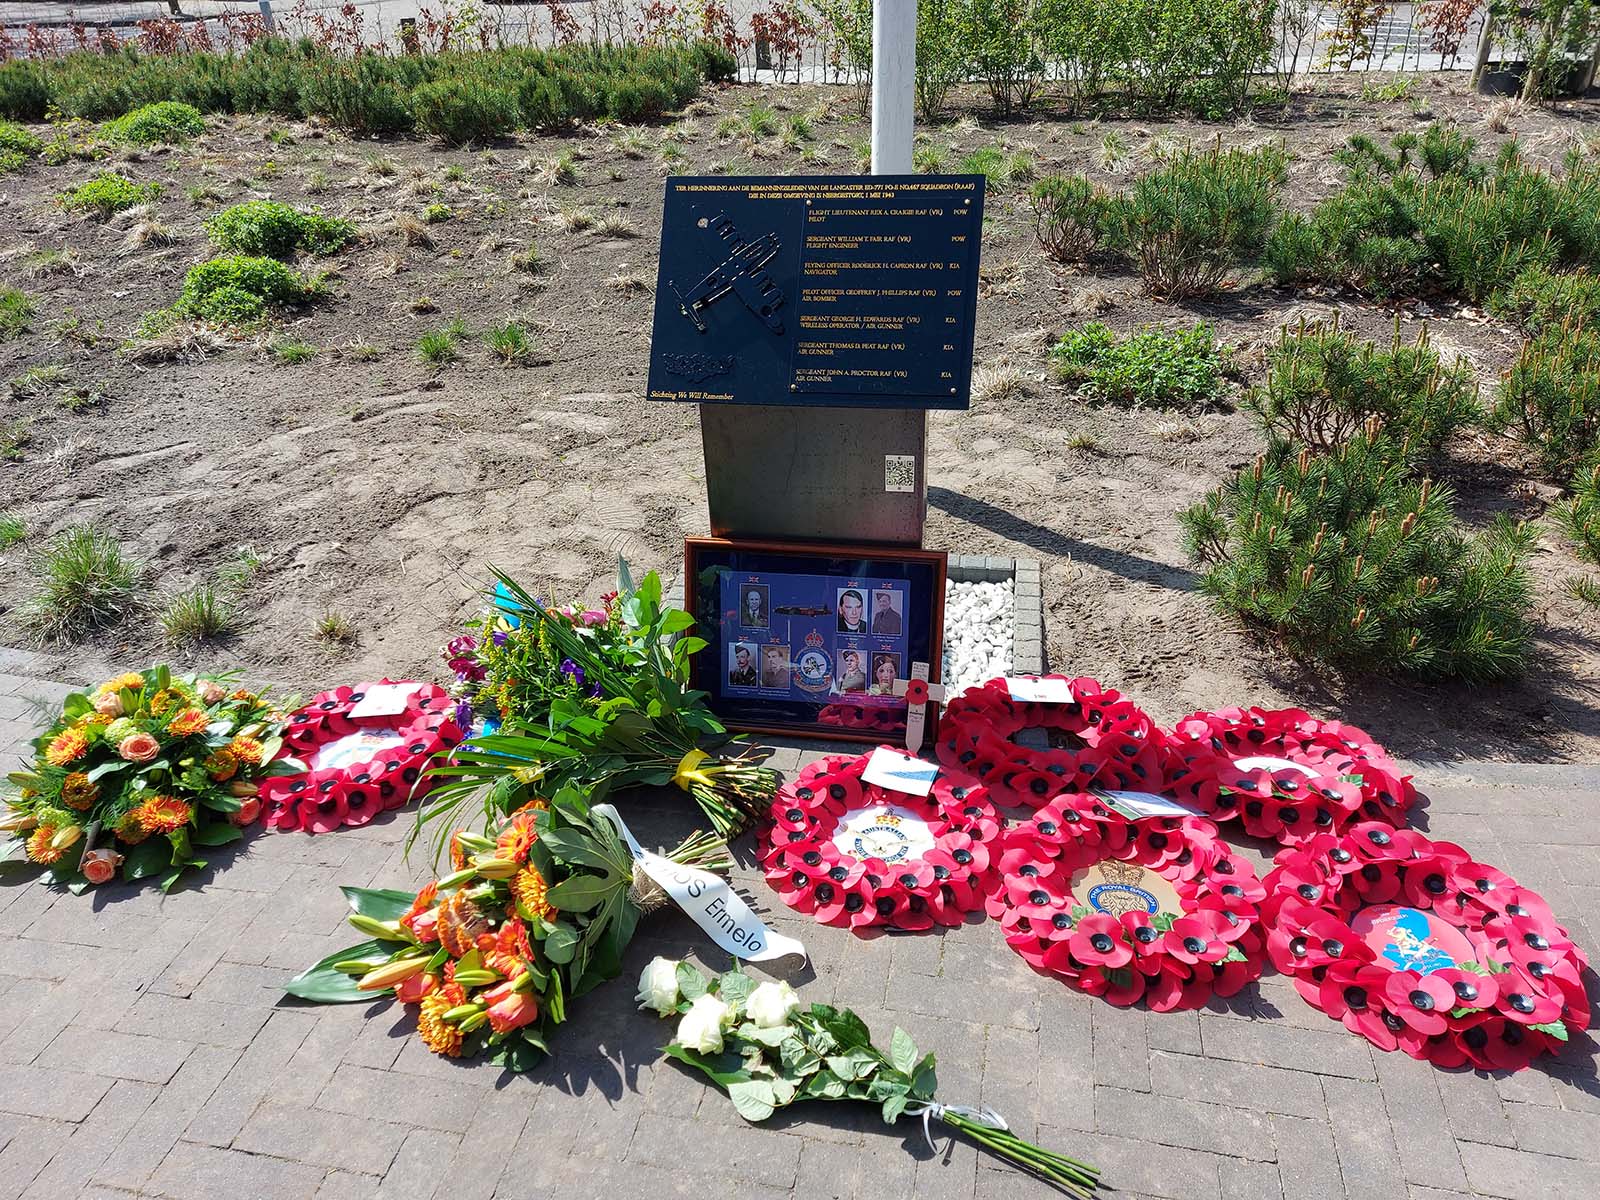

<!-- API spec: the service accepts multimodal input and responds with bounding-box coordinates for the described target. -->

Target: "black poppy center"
[1408,989,1434,1011]
[1090,933,1115,954]
[803,851,821,866]
[875,898,896,915]
[899,873,918,888]
[1508,993,1536,1014]
[1453,980,1479,1002]
[1183,936,1206,955]
[844,894,864,913]
[1344,985,1368,1010]
[828,867,848,882]
[1037,821,1058,836]
[1134,926,1158,944]
[953,849,973,865]
[785,808,803,822]
[1028,890,1050,906]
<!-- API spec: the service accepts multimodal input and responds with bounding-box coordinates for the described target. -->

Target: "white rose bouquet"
[638,960,1100,1196]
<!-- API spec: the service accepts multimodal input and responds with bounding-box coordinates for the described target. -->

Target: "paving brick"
[1097,1085,1274,1160]
[1433,1066,1516,1147]
[1220,1157,1284,1200]
[0,1063,113,1122]
[792,1137,867,1200]
[1458,1138,1594,1200]
[1503,1100,1600,1159]
[629,1112,802,1191]
[113,991,271,1050]
[1091,1003,1150,1094]
[1199,1015,1376,1080]
[1040,1127,1222,1200]
[1322,1076,1407,1200]
[146,1140,324,1200]
[315,1171,380,1200]
[233,1103,407,1177]
[1372,1049,1468,1191]
[1148,1050,1327,1120]
[1272,1113,1344,1200]
[20,1080,160,1200]
[0,1114,74,1200]
[91,1043,242,1189]
[316,1063,482,1135]
[35,1027,192,1086]
[376,1128,458,1199]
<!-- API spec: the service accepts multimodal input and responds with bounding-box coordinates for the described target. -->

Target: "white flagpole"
[870,1,918,175]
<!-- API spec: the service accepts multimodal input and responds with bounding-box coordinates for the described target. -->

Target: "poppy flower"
[1069,914,1132,969]
[1493,968,1564,1026]
[1381,971,1456,1037]
[301,787,350,835]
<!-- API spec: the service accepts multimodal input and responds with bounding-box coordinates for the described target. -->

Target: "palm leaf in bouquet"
[287,784,732,1070]
[419,561,778,851]
[639,960,1100,1196]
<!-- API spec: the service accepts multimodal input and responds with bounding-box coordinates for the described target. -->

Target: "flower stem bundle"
[421,561,777,852]
[638,959,1099,1195]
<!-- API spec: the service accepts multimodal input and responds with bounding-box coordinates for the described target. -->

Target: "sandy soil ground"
[2,71,1597,761]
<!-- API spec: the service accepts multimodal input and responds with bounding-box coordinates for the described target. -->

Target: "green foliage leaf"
[890,1027,918,1077]
[283,938,390,1002]
[545,874,616,913]
[717,970,755,1010]
[121,838,173,882]
[727,1079,777,1122]
[1530,1020,1569,1042]
[340,886,418,921]
[676,961,709,1000]
[190,822,243,847]
[541,922,579,964]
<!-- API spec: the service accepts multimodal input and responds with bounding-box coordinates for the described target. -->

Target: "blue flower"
[453,699,473,730]
[559,658,585,688]
[492,630,509,647]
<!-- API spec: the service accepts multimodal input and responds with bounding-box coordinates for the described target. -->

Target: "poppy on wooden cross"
[891,661,946,754]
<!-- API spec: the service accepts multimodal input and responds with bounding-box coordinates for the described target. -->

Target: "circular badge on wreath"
[760,750,1002,931]
[260,681,463,834]
[1261,824,1589,1070]
[935,676,1165,808]
[991,794,1267,1010]
[1159,706,1416,843]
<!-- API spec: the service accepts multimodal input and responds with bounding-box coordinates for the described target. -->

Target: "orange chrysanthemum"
[436,890,490,958]
[60,772,100,812]
[98,672,145,694]
[26,825,66,865]
[495,811,539,865]
[167,708,210,737]
[46,729,89,767]
[478,916,534,978]
[148,689,183,716]
[449,831,470,873]
[509,863,555,921]
[134,794,191,835]
[82,713,113,729]
[114,811,150,845]
[230,688,258,703]
[205,748,238,782]
[417,982,467,1058]
[228,735,264,765]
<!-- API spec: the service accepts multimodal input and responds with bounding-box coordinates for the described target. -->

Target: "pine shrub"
[1249,318,1481,458]
[1180,435,1534,681]
[0,63,49,121]
[1489,267,1600,336]
[1050,321,1226,408]
[176,255,317,324]
[1115,144,1285,299]
[1556,455,1600,565]
[59,172,159,219]
[204,200,353,258]
[1029,175,1118,264]
[412,78,520,146]
[1493,326,1600,478]
[100,100,205,145]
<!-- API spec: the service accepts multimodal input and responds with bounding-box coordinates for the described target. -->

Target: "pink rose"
[198,680,227,704]
[80,848,124,885]
[118,732,161,763]
[231,797,261,826]
[579,609,608,627]
[92,691,124,717]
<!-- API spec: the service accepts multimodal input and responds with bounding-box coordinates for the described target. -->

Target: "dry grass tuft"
[971,365,1026,406]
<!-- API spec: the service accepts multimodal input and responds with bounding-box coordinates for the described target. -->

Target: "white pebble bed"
[941,579,1014,696]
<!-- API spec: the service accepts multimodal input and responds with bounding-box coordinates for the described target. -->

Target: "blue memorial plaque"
[648,175,984,410]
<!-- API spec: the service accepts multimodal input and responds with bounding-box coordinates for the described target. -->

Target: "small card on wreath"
[860,746,939,797]
[349,682,422,719]
[1005,676,1074,704]
[1090,787,1201,820]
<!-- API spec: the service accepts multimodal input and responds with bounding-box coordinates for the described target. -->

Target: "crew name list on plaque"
[646,175,984,411]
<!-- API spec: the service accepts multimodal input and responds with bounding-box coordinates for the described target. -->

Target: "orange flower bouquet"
[1,667,289,892]
[285,784,730,1070]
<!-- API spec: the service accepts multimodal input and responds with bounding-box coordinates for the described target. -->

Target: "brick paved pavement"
[2,664,1599,1200]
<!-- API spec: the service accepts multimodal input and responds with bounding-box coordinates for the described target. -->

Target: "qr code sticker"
[884,455,916,493]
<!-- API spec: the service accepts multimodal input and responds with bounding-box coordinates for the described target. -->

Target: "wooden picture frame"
[684,537,947,743]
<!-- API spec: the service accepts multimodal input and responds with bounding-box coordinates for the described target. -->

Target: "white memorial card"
[1091,787,1201,820]
[1006,676,1075,704]
[349,682,422,720]
[860,746,939,797]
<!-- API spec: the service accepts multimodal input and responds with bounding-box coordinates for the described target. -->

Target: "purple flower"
[453,699,473,729]
[492,630,509,647]
[445,635,476,657]
[559,658,585,688]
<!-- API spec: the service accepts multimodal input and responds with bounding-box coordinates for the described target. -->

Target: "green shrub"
[1490,267,1600,336]
[59,172,159,219]
[204,200,353,257]
[0,119,42,174]
[957,0,1046,118]
[0,287,33,340]
[0,64,50,121]
[1029,175,1118,264]
[1249,320,1481,458]
[176,255,317,324]
[1050,321,1226,408]
[100,100,205,145]
[1115,144,1285,299]
[1180,435,1534,681]
[1493,326,1600,478]
[412,77,520,146]
[1557,454,1600,564]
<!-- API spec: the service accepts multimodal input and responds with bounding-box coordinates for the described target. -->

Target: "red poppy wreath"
[260,681,463,834]
[759,750,1001,931]
[934,676,1165,808]
[990,794,1267,1010]
[1159,706,1416,844]
[1262,824,1590,1070]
